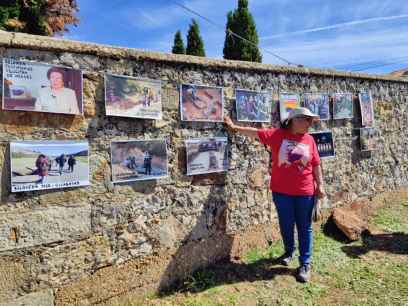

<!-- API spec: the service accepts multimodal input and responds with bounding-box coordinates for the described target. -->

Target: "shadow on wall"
[0,144,10,202]
[157,177,234,292]
[155,173,290,296]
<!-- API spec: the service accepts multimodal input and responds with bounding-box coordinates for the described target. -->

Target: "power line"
[172,2,407,73]
[351,59,408,72]
[172,1,296,66]
[333,56,408,70]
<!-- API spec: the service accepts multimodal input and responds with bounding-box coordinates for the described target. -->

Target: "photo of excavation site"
[180,84,223,122]
[185,137,229,175]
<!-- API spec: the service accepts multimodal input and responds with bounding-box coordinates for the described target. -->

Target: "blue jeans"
[272,192,315,265]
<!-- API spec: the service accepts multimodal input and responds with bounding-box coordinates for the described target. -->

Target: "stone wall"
[0,30,407,305]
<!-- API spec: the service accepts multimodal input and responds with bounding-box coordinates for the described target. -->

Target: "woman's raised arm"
[224,115,260,140]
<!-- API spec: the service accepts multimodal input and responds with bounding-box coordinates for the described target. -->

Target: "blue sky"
[14,141,88,156]
[65,0,408,74]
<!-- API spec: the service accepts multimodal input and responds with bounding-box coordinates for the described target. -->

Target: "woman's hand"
[223,115,260,140]
[224,115,234,128]
[316,185,326,199]
[224,115,236,132]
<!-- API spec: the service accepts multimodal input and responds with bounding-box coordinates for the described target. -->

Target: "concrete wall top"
[0,30,407,84]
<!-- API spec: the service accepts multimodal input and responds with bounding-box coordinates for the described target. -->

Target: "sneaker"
[279,252,294,266]
[297,264,311,283]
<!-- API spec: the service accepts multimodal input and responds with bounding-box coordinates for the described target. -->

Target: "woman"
[37,67,80,114]
[224,107,325,283]
[35,154,49,184]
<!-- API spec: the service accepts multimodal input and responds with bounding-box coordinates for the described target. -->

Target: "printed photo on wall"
[359,91,375,127]
[235,89,271,122]
[279,93,300,122]
[180,84,223,122]
[2,58,82,115]
[332,93,353,119]
[185,137,228,176]
[10,141,89,192]
[111,140,168,183]
[303,93,330,120]
[360,128,378,151]
[105,74,162,119]
[310,131,335,158]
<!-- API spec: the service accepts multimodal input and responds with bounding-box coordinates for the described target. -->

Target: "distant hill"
[389,68,408,79]
[74,150,88,157]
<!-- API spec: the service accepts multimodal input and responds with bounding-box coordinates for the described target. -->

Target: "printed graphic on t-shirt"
[278,139,310,171]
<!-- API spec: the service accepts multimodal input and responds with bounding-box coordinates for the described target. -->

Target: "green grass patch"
[372,200,408,233]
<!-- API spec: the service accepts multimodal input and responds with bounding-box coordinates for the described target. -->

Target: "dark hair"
[46,67,66,81]
[280,119,292,129]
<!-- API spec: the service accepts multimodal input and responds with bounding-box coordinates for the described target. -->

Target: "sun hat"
[287,107,319,121]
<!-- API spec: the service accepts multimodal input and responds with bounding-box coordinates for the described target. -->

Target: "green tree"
[172,30,185,54]
[186,19,205,57]
[223,0,262,62]
[0,0,79,36]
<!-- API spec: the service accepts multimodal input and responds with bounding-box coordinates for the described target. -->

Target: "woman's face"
[49,72,64,90]
[291,116,314,134]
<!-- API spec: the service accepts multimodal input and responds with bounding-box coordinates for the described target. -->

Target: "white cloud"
[260,14,408,40]
[261,26,408,71]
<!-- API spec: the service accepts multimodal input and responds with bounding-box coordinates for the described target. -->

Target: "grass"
[130,197,408,306]
[372,200,408,233]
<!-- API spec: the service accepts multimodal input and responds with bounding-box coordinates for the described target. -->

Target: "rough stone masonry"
[0,30,407,305]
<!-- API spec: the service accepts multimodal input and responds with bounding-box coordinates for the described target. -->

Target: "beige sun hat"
[287,107,319,121]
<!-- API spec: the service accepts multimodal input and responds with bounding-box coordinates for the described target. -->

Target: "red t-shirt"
[258,128,320,196]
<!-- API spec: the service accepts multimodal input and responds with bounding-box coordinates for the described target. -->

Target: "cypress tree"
[172,30,185,54]
[223,0,262,62]
[186,19,206,57]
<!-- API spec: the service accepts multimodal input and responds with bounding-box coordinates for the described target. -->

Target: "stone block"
[0,205,91,251]
[0,257,29,303]
[33,235,112,287]
[0,31,12,46]
[191,172,227,186]
[162,87,179,111]
[0,289,54,306]
[332,208,368,241]
[82,78,97,118]
[248,168,267,189]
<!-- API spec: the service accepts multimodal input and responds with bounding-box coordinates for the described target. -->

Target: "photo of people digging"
[105,74,162,119]
[10,141,89,192]
[111,140,168,183]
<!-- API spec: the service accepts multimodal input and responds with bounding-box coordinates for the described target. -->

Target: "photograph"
[235,89,271,122]
[332,93,354,119]
[10,141,89,192]
[310,131,335,158]
[111,140,168,183]
[3,58,82,115]
[359,91,375,127]
[185,137,229,176]
[279,93,300,122]
[105,74,162,119]
[360,128,378,151]
[302,93,330,120]
[180,84,223,122]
